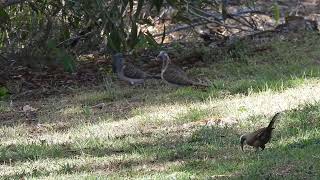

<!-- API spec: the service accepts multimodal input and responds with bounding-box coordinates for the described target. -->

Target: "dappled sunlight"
[276,129,320,148]
[2,80,320,149]
[135,80,320,126]
[215,80,320,120]
[0,153,146,178]
[1,80,320,178]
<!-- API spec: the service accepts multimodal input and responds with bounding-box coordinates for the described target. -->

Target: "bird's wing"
[163,66,195,86]
[256,130,268,140]
[124,63,148,79]
[254,128,273,144]
[117,65,145,85]
[245,128,266,142]
[170,64,188,77]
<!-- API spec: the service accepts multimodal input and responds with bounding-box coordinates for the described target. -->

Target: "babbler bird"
[112,53,160,80]
[156,51,213,87]
[240,112,281,151]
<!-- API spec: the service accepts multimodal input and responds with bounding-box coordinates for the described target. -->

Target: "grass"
[0,32,320,179]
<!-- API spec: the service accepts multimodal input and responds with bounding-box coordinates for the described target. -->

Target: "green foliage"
[0,0,249,67]
[0,0,167,68]
[272,2,280,24]
[60,51,76,73]
[221,0,228,20]
[63,0,163,53]
[228,39,250,63]
[0,86,9,99]
[0,8,10,28]
[82,105,92,117]
[59,163,77,174]
[152,0,164,12]
[47,40,76,72]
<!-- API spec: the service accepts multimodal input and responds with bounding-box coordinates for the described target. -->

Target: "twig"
[153,5,263,37]
[228,14,257,30]
[56,31,96,48]
[189,5,223,22]
[153,21,208,37]
[188,8,255,32]
[189,5,264,21]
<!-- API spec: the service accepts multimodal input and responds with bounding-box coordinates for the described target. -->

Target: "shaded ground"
[0,32,320,179]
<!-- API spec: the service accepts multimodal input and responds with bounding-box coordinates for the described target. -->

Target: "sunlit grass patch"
[175,107,210,123]
[2,81,320,179]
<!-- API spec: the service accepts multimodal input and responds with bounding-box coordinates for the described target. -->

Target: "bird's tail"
[267,112,281,129]
[145,74,162,79]
[193,78,217,88]
[193,82,210,87]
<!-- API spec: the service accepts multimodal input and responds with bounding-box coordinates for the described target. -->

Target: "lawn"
[0,32,320,179]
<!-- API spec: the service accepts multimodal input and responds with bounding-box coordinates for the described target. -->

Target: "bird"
[156,51,214,87]
[240,112,281,151]
[112,53,160,80]
[112,53,144,85]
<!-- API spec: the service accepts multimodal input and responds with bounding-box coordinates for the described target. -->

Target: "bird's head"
[156,51,170,62]
[240,134,247,151]
[112,53,124,73]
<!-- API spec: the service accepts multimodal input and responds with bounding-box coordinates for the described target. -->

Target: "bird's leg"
[255,147,260,152]
[260,144,265,151]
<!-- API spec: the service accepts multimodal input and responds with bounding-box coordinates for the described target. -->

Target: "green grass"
[1,32,320,179]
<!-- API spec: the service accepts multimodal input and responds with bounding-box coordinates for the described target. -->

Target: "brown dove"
[156,51,214,87]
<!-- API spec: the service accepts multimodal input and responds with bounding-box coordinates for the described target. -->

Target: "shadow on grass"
[174,103,320,179]
[2,102,320,179]
[2,32,320,131]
